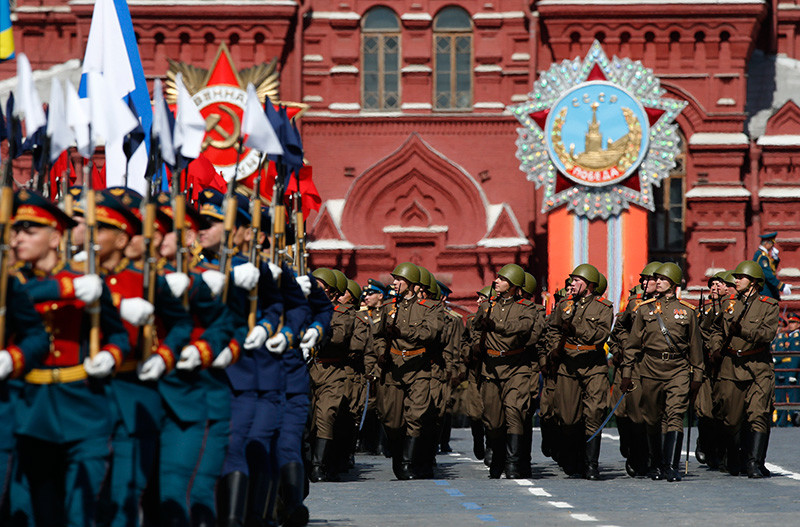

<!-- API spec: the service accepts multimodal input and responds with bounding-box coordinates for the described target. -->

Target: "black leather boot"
[280,462,309,527]
[540,419,553,458]
[504,434,523,479]
[217,471,248,527]
[488,431,506,479]
[309,438,330,483]
[471,419,485,460]
[759,428,771,477]
[662,431,683,482]
[746,431,769,479]
[245,470,276,527]
[617,416,631,458]
[625,423,648,477]
[695,417,709,465]
[396,435,417,480]
[440,413,453,453]
[584,434,601,481]
[646,430,663,480]
[725,427,741,476]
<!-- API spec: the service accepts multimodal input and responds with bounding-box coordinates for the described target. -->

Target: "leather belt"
[390,347,425,358]
[486,348,523,358]
[645,350,683,361]
[564,343,596,352]
[726,345,768,358]
[25,365,88,384]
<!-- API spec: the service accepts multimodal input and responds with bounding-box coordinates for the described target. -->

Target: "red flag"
[165,153,227,201]
[48,151,76,201]
[288,166,321,217]
[92,162,106,190]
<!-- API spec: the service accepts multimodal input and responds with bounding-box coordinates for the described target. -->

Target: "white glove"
[296,275,312,298]
[244,325,268,350]
[0,351,13,380]
[74,274,103,304]
[83,351,116,378]
[268,261,282,281]
[119,297,155,327]
[202,270,226,297]
[73,250,88,262]
[233,262,260,290]
[165,273,190,298]
[771,247,780,260]
[176,345,202,370]
[299,327,319,351]
[782,284,792,296]
[212,346,233,368]
[138,355,167,381]
[302,347,311,361]
[267,333,288,355]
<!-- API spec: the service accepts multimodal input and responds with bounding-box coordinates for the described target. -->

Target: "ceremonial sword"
[586,392,627,443]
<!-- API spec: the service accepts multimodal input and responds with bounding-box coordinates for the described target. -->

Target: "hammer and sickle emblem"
[202,105,241,151]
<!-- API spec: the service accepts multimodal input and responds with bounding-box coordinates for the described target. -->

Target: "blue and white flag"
[80,0,151,194]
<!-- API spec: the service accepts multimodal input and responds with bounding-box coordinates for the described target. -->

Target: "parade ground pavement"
[305,426,800,526]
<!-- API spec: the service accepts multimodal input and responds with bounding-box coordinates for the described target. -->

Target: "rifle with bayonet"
[270,160,287,268]
[292,176,307,276]
[83,140,100,359]
[0,115,17,350]
[140,132,162,360]
[219,139,243,304]
[247,155,265,331]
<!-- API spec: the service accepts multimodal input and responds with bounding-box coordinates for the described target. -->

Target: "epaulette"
[418,299,436,308]
[333,304,350,313]
[638,297,657,307]
[381,298,397,308]
[595,297,612,307]
[517,298,534,306]
[358,305,368,312]
[760,295,778,305]
[678,299,696,310]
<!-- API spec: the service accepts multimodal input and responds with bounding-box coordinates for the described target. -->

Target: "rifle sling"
[654,310,682,357]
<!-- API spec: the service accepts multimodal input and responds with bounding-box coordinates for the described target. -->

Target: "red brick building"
[5,0,800,309]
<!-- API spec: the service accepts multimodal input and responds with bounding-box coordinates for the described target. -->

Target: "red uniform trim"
[194,339,214,368]
[104,344,124,367]
[228,339,241,363]
[155,344,176,372]
[6,345,25,379]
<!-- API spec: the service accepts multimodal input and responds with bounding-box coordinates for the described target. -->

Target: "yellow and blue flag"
[0,0,14,61]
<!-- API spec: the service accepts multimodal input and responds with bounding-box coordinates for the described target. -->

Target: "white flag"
[85,72,138,149]
[151,78,175,168]
[46,79,73,163]
[242,83,284,156]
[15,53,47,139]
[65,81,91,158]
[173,73,206,161]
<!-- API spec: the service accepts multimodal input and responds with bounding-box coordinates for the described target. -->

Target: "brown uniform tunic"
[608,289,646,420]
[374,295,439,437]
[709,292,779,433]
[309,303,354,440]
[346,308,371,423]
[695,300,723,419]
[547,294,613,435]
[463,313,485,420]
[622,295,703,432]
[475,295,535,435]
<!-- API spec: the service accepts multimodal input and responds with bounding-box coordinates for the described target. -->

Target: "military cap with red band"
[13,189,77,233]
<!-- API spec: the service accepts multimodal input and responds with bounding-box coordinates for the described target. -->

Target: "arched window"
[362,7,400,110]
[649,131,686,268]
[433,6,472,110]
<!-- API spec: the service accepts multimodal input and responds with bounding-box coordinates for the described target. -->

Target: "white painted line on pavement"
[448,453,461,457]
[514,479,534,486]
[764,462,800,481]
[548,501,573,508]
[528,487,552,497]
[570,513,598,521]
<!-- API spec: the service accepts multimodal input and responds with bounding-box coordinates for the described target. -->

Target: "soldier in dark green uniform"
[620,263,703,482]
[710,260,780,478]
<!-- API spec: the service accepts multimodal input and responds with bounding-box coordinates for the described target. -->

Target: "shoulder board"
[358,306,368,312]
[418,299,436,308]
[760,295,778,305]
[594,297,612,307]
[638,297,657,307]
[678,299,696,310]
[517,298,534,306]
[380,298,397,308]
[333,304,351,313]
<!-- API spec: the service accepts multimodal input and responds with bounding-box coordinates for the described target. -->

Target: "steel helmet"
[708,270,735,288]
[570,264,600,286]
[345,279,362,301]
[733,260,765,284]
[640,261,663,278]
[522,273,537,296]
[498,263,526,288]
[654,262,682,285]
[331,269,348,294]
[312,268,337,290]
[417,266,434,290]
[596,273,608,295]
[391,262,420,284]
[429,280,441,299]
[477,286,492,298]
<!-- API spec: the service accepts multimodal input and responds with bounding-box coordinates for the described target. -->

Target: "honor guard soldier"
[608,261,660,477]
[435,280,465,456]
[376,262,438,480]
[155,193,236,526]
[94,188,193,527]
[357,279,388,455]
[754,232,791,300]
[308,267,353,482]
[472,264,536,479]
[545,264,613,480]
[772,312,800,427]
[710,260,780,478]
[10,189,131,526]
[620,263,703,482]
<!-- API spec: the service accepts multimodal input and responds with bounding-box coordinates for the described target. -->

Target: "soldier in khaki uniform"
[545,264,613,480]
[695,270,735,469]
[375,262,439,480]
[308,268,354,482]
[519,272,546,477]
[709,261,779,478]
[620,263,703,482]
[434,281,465,455]
[473,264,537,479]
[465,287,491,460]
[608,261,660,477]
[538,286,568,462]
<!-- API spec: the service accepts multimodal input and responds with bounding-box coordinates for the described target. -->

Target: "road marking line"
[458,457,474,461]
[448,453,462,457]
[528,487,552,497]
[446,488,465,497]
[476,514,498,522]
[548,501,573,508]
[462,502,482,510]
[514,479,534,486]
[571,513,598,521]
[434,480,449,486]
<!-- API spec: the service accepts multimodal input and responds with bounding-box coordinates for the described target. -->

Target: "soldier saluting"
[710,261,779,478]
[620,263,703,482]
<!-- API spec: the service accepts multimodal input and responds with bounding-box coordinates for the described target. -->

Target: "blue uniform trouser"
[277,392,310,468]
[16,435,110,527]
[222,390,283,476]
[103,420,158,527]
[190,418,229,522]
[0,447,11,514]
[158,415,206,526]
